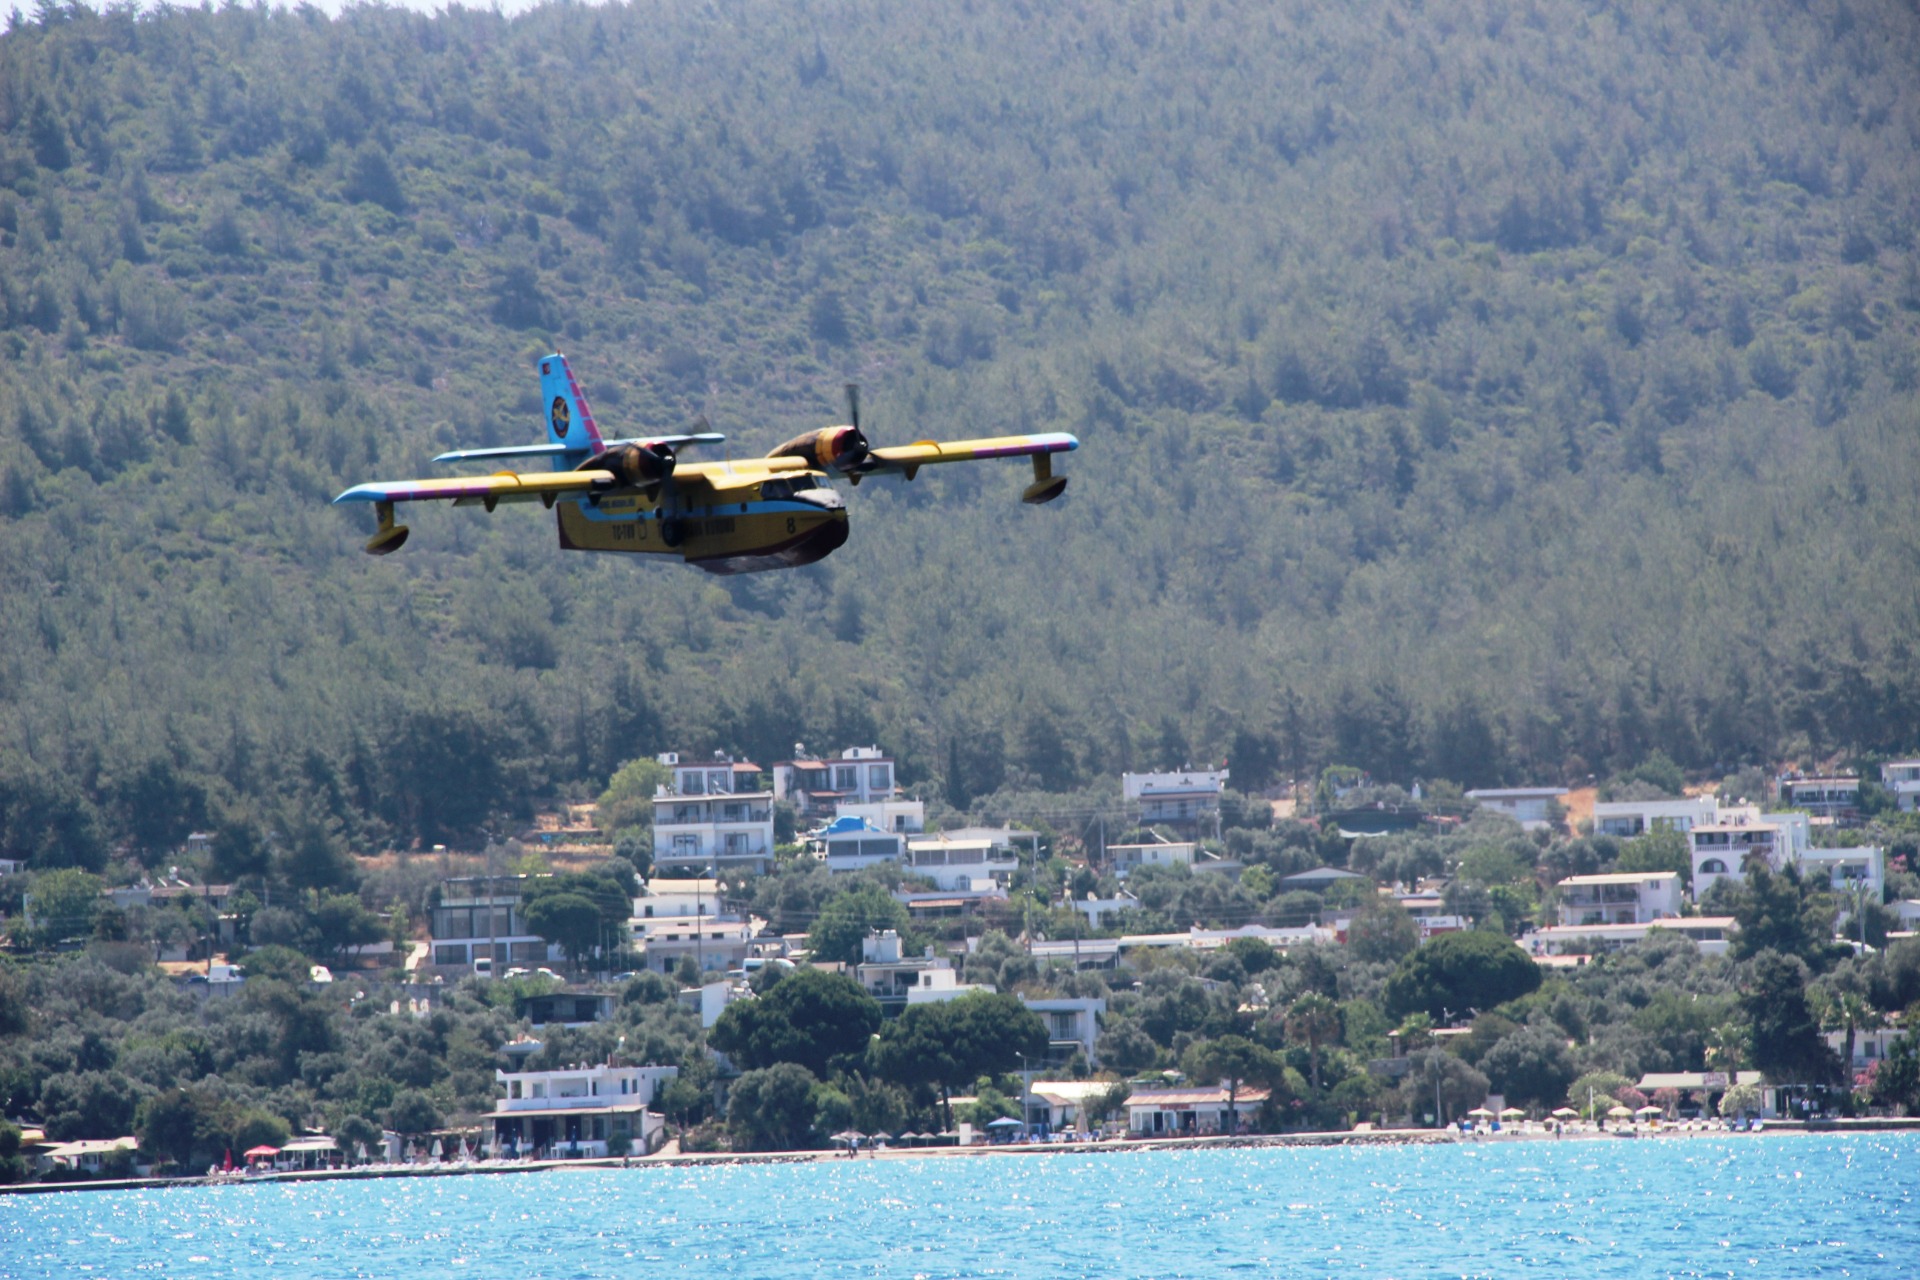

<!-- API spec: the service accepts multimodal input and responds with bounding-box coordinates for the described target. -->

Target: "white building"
[652,752,775,877]
[1068,891,1139,930]
[1825,1025,1905,1076]
[1106,839,1197,879]
[638,916,754,975]
[1465,787,1568,831]
[486,1061,676,1159]
[633,877,724,924]
[1690,818,1789,895]
[1122,768,1228,836]
[429,875,564,971]
[1554,872,1683,927]
[907,831,1024,892]
[1775,775,1863,822]
[1523,917,1737,957]
[1591,795,1719,840]
[1023,1080,1121,1134]
[1799,846,1885,897]
[678,979,747,1029]
[1022,996,1105,1065]
[855,929,982,1008]
[1126,1085,1269,1136]
[813,816,907,874]
[1881,759,1920,812]
[834,797,925,834]
[773,746,899,822]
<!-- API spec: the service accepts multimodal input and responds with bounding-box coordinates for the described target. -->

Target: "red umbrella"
[243,1145,280,1159]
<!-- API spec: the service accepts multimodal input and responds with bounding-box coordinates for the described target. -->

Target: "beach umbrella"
[1499,1107,1526,1118]
[1607,1105,1633,1118]
[1551,1107,1578,1118]
[243,1145,280,1158]
[986,1116,1024,1128]
[869,1132,894,1145]
[829,1131,863,1145]
[1635,1105,1662,1117]
[1467,1107,1496,1119]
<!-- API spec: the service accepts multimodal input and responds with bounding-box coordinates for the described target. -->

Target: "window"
[680,772,704,795]
[869,765,891,791]
[1700,858,1728,874]
[673,835,698,858]
[835,765,858,791]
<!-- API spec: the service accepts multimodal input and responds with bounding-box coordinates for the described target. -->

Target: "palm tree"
[1285,993,1341,1092]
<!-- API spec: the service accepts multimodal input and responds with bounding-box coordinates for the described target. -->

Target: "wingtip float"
[332,354,1078,575]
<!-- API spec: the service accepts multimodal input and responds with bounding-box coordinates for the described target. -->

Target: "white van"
[472,956,494,979]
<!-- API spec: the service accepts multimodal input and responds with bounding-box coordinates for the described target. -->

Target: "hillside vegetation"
[3,0,1918,859]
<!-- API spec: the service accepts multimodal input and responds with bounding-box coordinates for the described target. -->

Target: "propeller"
[765,386,872,473]
[838,383,871,469]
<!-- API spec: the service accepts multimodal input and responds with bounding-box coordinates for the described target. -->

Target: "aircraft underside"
[554,498,850,574]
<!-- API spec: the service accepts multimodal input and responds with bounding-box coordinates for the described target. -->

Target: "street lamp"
[1015,1051,1033,1140]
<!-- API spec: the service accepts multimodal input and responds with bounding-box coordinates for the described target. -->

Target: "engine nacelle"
[589,443,676,487]
[767,425,869,473]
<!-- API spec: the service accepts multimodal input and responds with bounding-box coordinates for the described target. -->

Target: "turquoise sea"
[2,1134,1914,1279]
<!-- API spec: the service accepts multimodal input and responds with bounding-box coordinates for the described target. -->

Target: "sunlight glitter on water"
[2,1134,1914,1279]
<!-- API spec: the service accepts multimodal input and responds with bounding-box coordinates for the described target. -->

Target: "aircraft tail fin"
[537,353,604,465]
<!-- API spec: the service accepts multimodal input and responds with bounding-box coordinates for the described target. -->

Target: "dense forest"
[2,0,1919,864]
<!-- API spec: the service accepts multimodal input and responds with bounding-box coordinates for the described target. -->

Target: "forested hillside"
[3,0,1918,860]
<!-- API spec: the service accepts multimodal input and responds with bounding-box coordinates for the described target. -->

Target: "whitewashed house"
[1554,872,1683,926]
[651,753,775,877]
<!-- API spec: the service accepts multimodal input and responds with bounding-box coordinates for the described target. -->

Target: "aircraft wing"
[671,456,816,495]
[332,470,617,507]
[432,433,726,465]
[862,431,1079,475]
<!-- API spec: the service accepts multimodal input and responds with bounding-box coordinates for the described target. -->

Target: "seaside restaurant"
[485,1061,678,1160]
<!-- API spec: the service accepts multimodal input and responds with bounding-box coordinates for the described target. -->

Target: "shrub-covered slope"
[1,0,1917,856]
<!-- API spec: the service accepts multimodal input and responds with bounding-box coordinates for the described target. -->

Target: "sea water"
[2,1134,1914,1279]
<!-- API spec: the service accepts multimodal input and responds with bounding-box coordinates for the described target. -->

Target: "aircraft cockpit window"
[761,478,794,501]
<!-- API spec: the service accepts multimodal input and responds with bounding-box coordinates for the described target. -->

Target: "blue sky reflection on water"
[2,1134,1913,1279]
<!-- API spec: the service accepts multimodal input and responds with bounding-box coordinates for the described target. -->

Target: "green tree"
[869,992,1045,1130]
[1282,992,1341,1091]
[1743,950,1839,1087]
[1614,828,1691,886]
[1382,931,1542,1022]
[384,1090,442,1137]
[27,868,102,945]
[806,886,910,965]
[1181,1035,1282,1133]
[709,968,881,1078]
[137,1088,211,1169]
[1400,1048,1489,1127]
[523,892,604,969]
[1730,864,1830,963]
[309,891,383,966]
[1478,1024,1576,1109]
[727,1062,820,1152]
[1345,897,1420,964]
[1870,1033,1920,1115]
[230,1108,292,1153]
[598,756,670,834]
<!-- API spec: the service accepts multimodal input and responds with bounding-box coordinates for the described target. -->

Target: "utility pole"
[484,829,498,976]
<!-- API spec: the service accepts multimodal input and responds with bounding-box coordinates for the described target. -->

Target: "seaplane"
[332,354,1077,575]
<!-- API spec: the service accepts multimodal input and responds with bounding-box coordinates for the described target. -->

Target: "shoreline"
[9,1116,1917,1196]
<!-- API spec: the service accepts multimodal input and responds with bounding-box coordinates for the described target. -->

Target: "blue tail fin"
[537,353,605,466]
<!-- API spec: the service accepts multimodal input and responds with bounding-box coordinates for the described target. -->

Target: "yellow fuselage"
[554,481,849,575]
